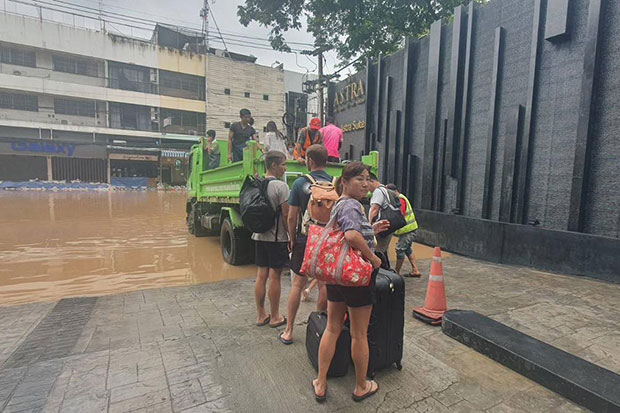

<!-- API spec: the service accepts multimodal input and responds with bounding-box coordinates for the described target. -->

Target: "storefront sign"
[109,153,159,162]
[0,139,107,159]
[341,120,366,133]
[334,79,366,113]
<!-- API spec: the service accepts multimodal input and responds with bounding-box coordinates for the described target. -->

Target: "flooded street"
[0,191,256,306]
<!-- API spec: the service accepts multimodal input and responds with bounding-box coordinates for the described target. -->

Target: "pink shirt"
[320,124,344,159]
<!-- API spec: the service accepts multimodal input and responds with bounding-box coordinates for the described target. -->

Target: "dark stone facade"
[329,0,620,281]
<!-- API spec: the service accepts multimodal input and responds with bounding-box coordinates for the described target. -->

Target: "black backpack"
[240,176,278,233]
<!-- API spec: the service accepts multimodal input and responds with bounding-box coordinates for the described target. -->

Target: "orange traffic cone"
[413,247,447,326]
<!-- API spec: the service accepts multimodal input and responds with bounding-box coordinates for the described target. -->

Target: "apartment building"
[0,12,287,185]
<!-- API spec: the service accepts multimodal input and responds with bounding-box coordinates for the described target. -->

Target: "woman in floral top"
[312,162,388,403]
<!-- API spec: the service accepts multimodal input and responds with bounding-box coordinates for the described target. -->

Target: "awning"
[161,150,189,158]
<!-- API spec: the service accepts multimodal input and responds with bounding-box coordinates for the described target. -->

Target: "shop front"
[160,149,189,186]
[108,150,160,188]
[0,138,107,182]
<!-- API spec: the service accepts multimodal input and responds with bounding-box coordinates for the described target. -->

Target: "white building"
[0,11,290,185]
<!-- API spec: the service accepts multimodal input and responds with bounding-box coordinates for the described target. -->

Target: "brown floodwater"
[0,191,443,307]
[0,191,256,306]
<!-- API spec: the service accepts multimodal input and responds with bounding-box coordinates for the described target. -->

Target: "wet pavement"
[0,192,256,306]
[2,253,619,412]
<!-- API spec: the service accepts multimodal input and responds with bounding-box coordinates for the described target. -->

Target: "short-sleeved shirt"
[320,124,344,158]
[288,170,333,216]
[332,198,376,250]
[370,186,391,209]
[251,179,289,242]
[230,122,256,146]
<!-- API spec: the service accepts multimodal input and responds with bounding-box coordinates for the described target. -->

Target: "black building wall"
[330,0,620,281]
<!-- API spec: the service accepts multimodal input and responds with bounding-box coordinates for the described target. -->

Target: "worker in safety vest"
[293,118,323,161]
[386,184,421,278]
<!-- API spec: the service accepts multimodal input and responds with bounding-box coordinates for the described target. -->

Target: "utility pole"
[318,51,324,121]
[200,0,210,136]
[303,46,330,121]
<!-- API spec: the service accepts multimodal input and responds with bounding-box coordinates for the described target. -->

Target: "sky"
[3,0,341,76]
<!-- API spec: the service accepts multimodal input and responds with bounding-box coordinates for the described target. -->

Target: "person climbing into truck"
[279,144,332,345]
[294,118,323,161]
[251,150,290,328]
[386,184,421,277]
[320,116,344,163]
[205,130,220,170]
[228,109,256,163]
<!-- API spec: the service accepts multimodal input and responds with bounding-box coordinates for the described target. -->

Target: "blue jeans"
[232,142,246,162]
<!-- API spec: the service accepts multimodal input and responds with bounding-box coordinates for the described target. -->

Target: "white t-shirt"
[251,179,290,242]
[261,132,290,158]
[370,186,391,209]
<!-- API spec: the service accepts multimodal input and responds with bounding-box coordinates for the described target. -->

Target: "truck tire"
[188,203,210,237]
[220,217,252,265]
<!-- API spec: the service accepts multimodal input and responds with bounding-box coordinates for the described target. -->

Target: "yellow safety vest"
[395,194,418,235]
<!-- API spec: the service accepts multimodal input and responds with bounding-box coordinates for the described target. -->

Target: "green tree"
[238,0,483,65]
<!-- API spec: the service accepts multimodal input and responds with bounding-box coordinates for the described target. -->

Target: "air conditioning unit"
[150,70,158,83]
[151,108,159,122]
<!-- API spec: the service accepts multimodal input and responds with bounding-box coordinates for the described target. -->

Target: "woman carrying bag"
[302,162,389,403]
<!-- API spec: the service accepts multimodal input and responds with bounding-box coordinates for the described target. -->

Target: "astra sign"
[11,141,77,157]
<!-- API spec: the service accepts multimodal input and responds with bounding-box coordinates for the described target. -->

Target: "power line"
[209,7,228,53]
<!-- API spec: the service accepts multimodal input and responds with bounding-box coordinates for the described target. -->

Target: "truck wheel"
[189,203,209,237]
[220,217,252,265]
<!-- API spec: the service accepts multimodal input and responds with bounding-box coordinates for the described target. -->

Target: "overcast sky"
[3,0,341,75]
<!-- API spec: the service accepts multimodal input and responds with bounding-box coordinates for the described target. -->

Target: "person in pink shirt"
[320,116,344,163]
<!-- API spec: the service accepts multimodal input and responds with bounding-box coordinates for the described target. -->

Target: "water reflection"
[0,191,255,306]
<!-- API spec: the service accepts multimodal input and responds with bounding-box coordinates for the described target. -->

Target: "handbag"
[375,187,407,238]
[299,202,373,287]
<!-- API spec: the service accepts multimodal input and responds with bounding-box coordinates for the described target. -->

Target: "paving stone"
[169,379,206,412]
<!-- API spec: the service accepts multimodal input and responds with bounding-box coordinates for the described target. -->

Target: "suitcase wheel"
[367,370,376,379]
[395,362,403,371]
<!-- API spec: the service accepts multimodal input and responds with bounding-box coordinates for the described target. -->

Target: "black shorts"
[326,270,377,308]
[327,156,340,163]
[255,241,289,269]
[289,235,307,275]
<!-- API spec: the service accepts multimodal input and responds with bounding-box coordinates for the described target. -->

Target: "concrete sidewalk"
[1,255,619,412]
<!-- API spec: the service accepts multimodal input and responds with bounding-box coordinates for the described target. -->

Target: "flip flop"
[404,272,422,278]
[256,315,271,326]
[312,381,327,403]
[352,380,379,402]
[279,332,293,345]
[270,316,287,328]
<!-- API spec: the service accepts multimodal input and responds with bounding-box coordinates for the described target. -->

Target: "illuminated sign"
[334,79,365,113]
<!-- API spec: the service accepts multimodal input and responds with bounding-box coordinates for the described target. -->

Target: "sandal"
[352,380,379,402]
[269,316,287,328]
[312,381,327,403]
[256,315,271,326]
[278,332,293,345]
[404,272,422,278]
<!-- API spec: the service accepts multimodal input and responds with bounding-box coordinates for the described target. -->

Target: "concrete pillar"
[107,157,111,184]
[46,156,53,180]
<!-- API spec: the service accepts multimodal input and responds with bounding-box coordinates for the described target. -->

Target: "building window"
[53,55,98,77]
[0,92,38,111]
[54,98,96,117]
[160,108,205,135]
[0,44,36,67]
[263,94,269,101]
[159,70,205,100]
[224,88,231,95]
[224,122,231,128]
[109,103,154,131]
[244,92,250,98]
[109,62,156,94]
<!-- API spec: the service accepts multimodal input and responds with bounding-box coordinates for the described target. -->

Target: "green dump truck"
[186,138,379,265]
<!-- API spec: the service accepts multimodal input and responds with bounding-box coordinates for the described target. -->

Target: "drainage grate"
[2,297,97,369]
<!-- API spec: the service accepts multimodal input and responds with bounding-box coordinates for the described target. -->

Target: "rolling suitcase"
[306,311,350,377]
[367,268,405,377]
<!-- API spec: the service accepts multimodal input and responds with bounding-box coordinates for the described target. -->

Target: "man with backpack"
[368,174,406,269]
[279,145,335,345]
[386,184,422,278]
[246,151,290,328]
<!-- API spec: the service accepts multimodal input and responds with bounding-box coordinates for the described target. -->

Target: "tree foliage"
[238,0,484,66]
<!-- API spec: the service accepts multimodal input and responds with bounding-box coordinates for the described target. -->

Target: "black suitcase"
[306,311,351,377]
[367,268,405,377]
